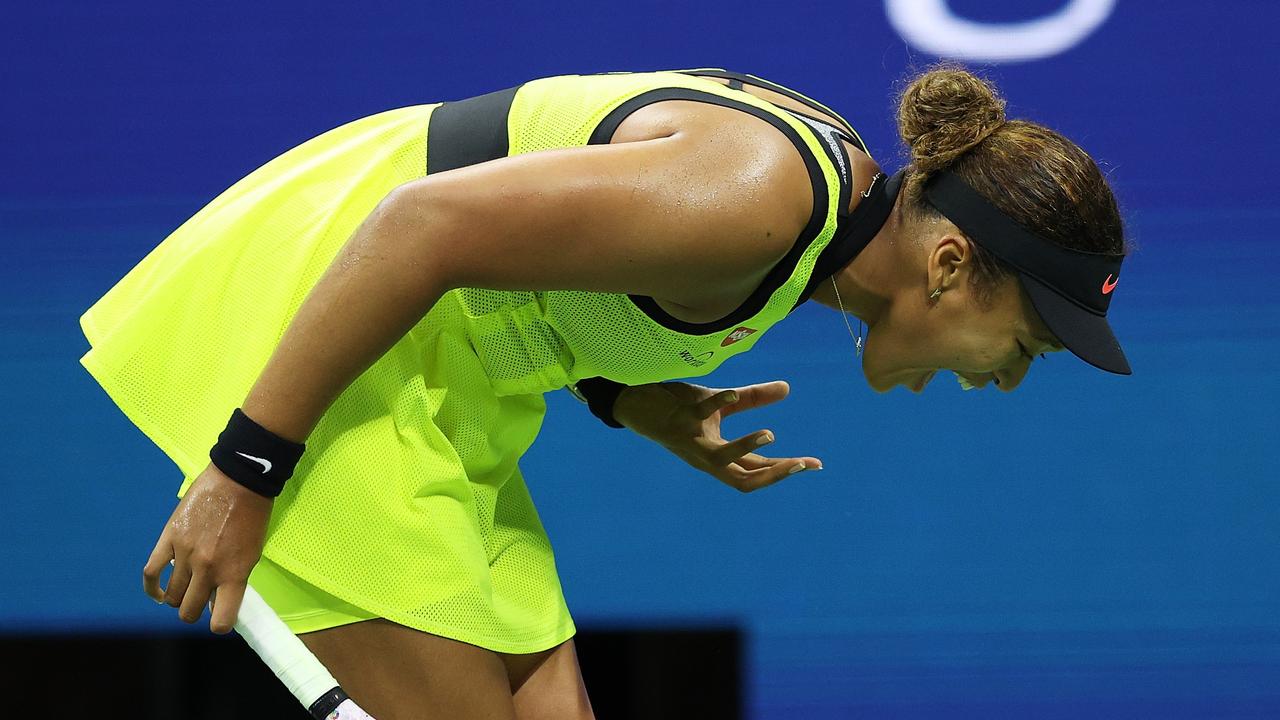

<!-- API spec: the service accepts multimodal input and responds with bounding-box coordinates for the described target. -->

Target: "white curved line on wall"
[885,0,1117,63]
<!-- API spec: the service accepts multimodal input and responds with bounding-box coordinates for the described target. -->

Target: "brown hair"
[895,63,1134,308]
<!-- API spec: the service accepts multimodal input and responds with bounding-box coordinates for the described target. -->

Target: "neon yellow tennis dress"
[77,68,892,654]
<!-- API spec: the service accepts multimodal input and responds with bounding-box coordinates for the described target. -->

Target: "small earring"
[929,288,942,301]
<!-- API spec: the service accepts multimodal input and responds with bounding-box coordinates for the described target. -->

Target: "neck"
[807,196,904,327]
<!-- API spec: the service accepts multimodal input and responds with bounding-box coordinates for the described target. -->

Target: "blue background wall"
[3,1,1277,717]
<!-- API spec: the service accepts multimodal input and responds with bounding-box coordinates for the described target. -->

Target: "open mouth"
[912,370,980,392]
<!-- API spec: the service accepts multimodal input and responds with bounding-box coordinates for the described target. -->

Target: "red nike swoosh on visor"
[1102,274,1119,294]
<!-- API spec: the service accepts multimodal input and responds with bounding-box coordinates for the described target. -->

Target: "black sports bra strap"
[674,68,860,143]
[792,170,905,310]
[776,107,863,151]
[777,108,855,220]
[586,85,832,335]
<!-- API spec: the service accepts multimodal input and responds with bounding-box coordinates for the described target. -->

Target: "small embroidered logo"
[235,451,272,474]
[1101,273,1119,295]
[861,172,884,198]
[678,350,715,367]
[721,326,757,347]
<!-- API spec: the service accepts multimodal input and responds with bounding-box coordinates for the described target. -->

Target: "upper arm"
[387,124,814,299]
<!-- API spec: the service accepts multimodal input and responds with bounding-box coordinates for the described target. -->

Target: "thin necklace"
[830,276,977,391]
[830,276,864,357]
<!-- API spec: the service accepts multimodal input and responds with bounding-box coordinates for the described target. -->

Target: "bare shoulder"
[605,100,816,308]
[387,102,814,305]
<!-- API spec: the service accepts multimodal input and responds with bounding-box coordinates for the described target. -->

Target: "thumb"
[721,380,790,416]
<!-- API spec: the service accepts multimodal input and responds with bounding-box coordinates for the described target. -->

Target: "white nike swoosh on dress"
[235,451,273,474]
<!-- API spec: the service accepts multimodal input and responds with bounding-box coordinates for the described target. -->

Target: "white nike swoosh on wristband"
[235,451,273,474]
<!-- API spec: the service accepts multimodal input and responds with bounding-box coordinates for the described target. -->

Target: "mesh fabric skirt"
[78,103,576,654]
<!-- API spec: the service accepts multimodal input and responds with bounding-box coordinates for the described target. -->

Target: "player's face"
[860,237,1065,394]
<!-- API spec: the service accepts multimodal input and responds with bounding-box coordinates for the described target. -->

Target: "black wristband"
[208,408,307,498]
[570,377,628,429]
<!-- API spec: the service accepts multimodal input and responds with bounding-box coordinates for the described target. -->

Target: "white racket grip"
[234,582,342,707]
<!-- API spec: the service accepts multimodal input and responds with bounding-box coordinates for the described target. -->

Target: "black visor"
[1018,271,1131,375]
[923,170,1132,376]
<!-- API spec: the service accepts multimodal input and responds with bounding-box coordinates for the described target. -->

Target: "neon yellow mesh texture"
[76,69,852,653]
[79,103,574,653]
[80,105,438,484]
[447,71,847,396]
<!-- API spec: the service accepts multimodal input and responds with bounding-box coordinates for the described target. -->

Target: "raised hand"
[612,379,823,493]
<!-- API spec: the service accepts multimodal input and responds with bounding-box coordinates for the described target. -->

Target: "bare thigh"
[499,639,595,720]
[299,619,517,720]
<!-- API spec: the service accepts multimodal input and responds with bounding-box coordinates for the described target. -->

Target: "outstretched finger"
[728,457,819,493]
[691,389,741,421]
[719,380,791,418]
[732,452,788,471]
[736,451,822,470]
[707,429,776,467]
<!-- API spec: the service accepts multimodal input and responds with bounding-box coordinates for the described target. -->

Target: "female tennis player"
[79,64,1132,718]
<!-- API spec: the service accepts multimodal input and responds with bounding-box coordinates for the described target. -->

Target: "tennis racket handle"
[233,584,375,718]
[308,689,377,720]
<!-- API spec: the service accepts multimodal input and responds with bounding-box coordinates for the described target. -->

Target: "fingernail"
[725,392,738,403]
[789,463,806,474]
[757,433,773,445]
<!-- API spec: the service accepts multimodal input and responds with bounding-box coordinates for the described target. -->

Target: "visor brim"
[1019,272,1132,376]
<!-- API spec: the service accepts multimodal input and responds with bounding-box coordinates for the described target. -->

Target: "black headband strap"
[922,170,1124,316]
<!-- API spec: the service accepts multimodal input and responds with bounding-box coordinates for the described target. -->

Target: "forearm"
[240,191,448,443]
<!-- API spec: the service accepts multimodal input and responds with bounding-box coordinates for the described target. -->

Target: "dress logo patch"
[721,326,757,347]
[679,350,715,367]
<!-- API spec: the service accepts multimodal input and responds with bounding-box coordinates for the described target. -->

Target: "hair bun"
[897,64,1007,175]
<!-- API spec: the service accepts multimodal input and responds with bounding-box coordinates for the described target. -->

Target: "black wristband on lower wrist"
[571,377,628,429]
[208,408,307,498]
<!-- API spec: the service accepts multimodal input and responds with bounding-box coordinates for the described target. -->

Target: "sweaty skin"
[805,207,1067,394]
[142,74,1063,717]
[629,76,1066,394]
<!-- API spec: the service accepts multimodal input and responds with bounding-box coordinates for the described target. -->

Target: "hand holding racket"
[612,379,823,492]
[143,462,272,633]
[220,583,376,719]
[146,475,377,718]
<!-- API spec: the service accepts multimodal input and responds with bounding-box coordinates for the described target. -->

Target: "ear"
[927,232,974,294]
